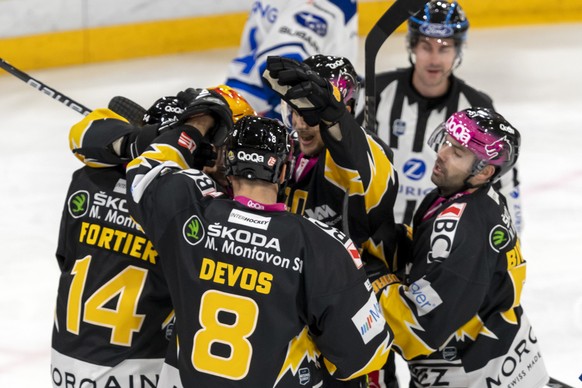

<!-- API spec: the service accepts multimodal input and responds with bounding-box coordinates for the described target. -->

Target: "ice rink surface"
[1,23,581,387]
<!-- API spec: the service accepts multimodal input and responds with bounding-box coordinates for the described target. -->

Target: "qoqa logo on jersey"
[68,190,90,218]
[183,215,205,246]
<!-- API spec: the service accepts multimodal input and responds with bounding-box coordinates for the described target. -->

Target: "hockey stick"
[0,58,147,124]
[363,0,429,133]
[0,57,92,115]
[547,376,576,388]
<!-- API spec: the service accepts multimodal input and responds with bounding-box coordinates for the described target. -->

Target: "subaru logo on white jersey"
[403,159,427,181]
[295,11,328,37]
[228,208,271,230]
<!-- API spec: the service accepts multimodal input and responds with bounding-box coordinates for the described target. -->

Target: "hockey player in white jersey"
[225,0,358,121]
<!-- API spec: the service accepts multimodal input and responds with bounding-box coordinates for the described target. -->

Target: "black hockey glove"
[192,139,218,170]
[262,56,346,126]
[175,88,234,146]
[108,96,148,127]
[142,96,185,128]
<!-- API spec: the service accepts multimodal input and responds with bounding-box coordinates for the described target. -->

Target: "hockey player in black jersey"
[375,108,549,387]
[264,55,398,271]
[51,105,176,387]
[52,85,254,387]
[124,88,392,386]
[263,54,400,387]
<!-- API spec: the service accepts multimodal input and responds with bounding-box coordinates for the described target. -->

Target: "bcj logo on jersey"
[403,159,427,181]
[183,215,205,246]
[68,190,90,218]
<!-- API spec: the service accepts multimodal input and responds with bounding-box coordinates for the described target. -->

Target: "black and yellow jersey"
[125,125,393,387]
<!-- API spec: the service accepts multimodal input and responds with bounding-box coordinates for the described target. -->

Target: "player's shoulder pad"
[70,108,134,167]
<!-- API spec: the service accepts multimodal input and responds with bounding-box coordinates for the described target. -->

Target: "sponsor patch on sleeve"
[405,278,443,317]
[351,292,386,344]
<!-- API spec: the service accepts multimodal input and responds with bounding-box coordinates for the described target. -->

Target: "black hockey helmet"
[303,54,360,112]
[225,115,293,183]
[407,0,469,49]
[428,107,520,182]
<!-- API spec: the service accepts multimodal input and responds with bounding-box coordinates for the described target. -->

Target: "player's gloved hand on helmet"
[142,96,185,129]
[192,140,218,170]
[113,95,184,159]
[262,56,346,126]
[175,88,234,146]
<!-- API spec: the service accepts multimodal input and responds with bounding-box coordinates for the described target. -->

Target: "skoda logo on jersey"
[392,119,407,136]
[489,224,510,252]
[403,159,427,181]
[420,23,454,38]
[183,215,205,246]
[295,12,328,37]
[68,190,90,218]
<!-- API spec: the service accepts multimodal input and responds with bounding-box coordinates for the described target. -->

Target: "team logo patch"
[67,190,90,218]
[298,368,311,385]
[183,215,205,245]
[228,209,271,230]
[489,225,510,252]
[403,158,427,181]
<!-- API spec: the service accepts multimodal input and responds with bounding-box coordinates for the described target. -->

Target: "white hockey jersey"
[225,0,358,120]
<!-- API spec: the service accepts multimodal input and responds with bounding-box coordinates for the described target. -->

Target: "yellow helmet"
[210,85,256,123]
